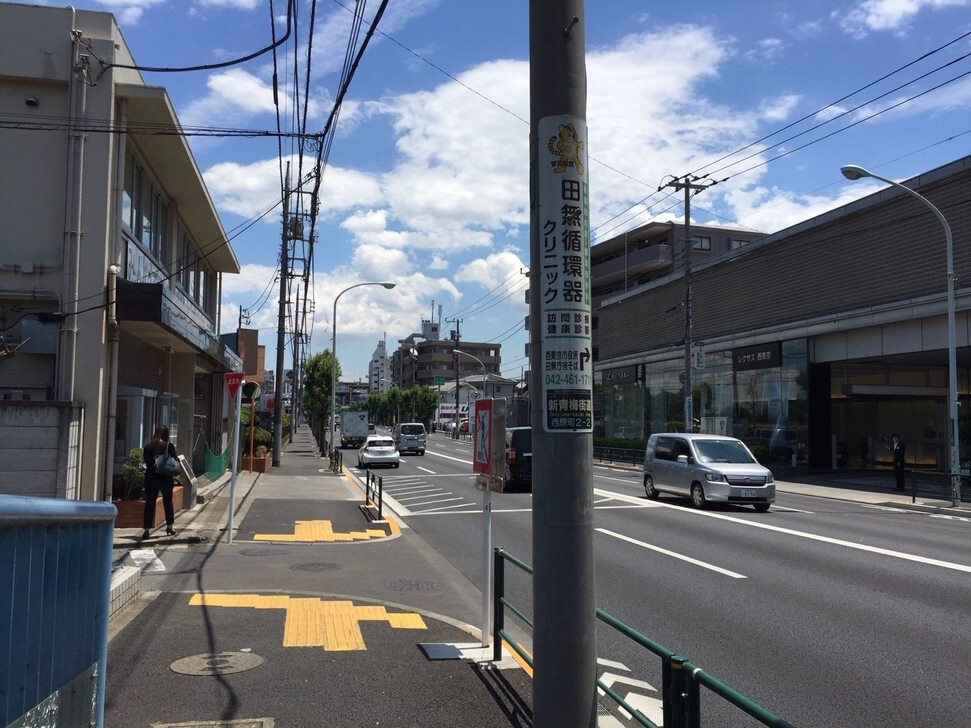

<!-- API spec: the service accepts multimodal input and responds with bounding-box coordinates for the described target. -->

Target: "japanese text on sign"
[538,115,592,433]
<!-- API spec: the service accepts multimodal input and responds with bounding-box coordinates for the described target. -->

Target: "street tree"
[302,351,340,442]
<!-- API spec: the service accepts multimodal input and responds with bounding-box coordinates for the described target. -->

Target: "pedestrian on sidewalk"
[890,433,906,491]
[142,425,179,539]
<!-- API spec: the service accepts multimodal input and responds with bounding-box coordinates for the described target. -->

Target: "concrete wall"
[0,403,84,499]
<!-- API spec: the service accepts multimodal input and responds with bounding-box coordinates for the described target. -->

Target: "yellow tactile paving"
[252,519,389,542]
[188,593,427,651]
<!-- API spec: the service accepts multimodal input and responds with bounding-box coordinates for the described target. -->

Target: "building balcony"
[592,243,672,287]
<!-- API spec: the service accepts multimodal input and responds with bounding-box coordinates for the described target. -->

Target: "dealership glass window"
[637,340,808,464]
[152,197,168,262]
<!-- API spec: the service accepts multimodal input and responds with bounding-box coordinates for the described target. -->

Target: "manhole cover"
[385,579,443,592]
[289,562,340,572]
[170,652,265,676]
[239,549,290,557]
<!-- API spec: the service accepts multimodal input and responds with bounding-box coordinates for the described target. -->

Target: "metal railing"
[364,471,383,520]
[328,448,343,473]
[593,446,643,466]
[909,469,969,504]
[0,494,117,728]
[493,547,793,728]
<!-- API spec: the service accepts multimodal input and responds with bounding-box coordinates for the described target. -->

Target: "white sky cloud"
[837,0,968,37]
[760,94,801,122]
[203,156,383,218]
[744,37,785,63]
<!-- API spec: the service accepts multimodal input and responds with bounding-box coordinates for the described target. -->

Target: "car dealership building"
[592,155,971,473]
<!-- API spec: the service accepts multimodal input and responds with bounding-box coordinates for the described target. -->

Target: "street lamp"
[841,164,961,505]
[453,348,489,397]
[331,282,396,453]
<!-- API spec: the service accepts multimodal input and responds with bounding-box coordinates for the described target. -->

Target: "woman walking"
[142,425,179,539]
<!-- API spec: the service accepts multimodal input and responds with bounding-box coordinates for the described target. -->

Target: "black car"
[504,427,532,489]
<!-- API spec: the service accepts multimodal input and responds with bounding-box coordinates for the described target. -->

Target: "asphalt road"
[354,433,971,727]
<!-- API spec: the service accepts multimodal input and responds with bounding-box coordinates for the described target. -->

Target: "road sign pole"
[227,378,243,544]
[530,2,596,724]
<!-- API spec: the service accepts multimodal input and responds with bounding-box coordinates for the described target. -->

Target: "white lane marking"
[929,514,971,522]
[386,485,443,494]
[416,466,437,474]
[862,505,910,513]
[405,507,534,516]
[597,657,630,670]
[425,449,473,465]
[408,497,466,509]
[595,487,971,573]
[771,505,815,514]
[397,491,448,502]
[413,502,479,513]
[597,528,747,579]
[388,485,441,500]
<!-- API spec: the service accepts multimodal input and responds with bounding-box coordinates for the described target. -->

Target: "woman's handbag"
[155,450,182,477]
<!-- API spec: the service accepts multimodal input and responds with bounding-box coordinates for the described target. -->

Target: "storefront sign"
[733,342,781,371]
[603,365,637,385]
[538,115,593,433]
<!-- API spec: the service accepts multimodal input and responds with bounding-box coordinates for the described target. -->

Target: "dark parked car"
[504,427,532,489]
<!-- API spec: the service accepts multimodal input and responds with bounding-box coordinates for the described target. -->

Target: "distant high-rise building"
[369,339,391,392]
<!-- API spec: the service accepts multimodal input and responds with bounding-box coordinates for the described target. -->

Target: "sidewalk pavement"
[105,430,971,727]
[106,426,535,728]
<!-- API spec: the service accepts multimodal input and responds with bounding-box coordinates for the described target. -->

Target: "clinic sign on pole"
[538,115,593,432]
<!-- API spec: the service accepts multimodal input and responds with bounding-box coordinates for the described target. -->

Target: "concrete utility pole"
[447,318,462,438]
[530,3,597,725]
[659,175,715,433]
[272,163,291,466]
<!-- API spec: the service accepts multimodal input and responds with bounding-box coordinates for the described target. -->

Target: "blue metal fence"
[0,495,116,728]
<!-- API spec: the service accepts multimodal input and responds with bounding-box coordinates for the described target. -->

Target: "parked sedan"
[357,436,400,469]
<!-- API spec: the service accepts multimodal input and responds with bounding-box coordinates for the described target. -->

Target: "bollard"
[378,476,383,520]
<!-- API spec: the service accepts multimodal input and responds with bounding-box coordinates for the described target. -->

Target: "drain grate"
[170,652,265,677]
[239,549,289,557]
[289,562,340,572]
[385,579,444,592]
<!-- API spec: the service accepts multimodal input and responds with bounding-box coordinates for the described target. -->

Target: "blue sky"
[80,0,971,379]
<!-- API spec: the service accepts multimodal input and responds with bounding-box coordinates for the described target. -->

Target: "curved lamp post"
[331,282,395,453]
[841,164,960,505]
[453,348,489,397]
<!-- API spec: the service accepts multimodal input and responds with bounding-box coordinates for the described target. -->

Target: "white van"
[643,433,775,511]
[393,422,427,455]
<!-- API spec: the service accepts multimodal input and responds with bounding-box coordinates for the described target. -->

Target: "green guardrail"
[493,547,794,728]
[364,470,383,520]
[593,446,643,466]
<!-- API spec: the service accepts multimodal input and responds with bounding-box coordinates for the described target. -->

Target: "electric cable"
[91,0,295,78]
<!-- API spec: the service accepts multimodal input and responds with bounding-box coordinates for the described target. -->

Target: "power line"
[89,0,295,78]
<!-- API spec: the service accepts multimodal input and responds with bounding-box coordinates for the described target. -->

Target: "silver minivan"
[393,422,427,455]
[643,433,775,511]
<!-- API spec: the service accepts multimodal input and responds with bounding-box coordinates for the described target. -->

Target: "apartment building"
[0,3,241,499]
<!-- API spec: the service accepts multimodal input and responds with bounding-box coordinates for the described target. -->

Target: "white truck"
[340,410,370,449]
